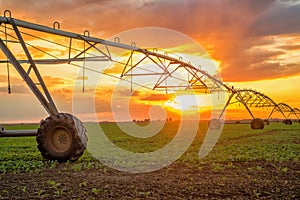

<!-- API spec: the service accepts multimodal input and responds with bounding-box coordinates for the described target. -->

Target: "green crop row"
[0,122,299,173]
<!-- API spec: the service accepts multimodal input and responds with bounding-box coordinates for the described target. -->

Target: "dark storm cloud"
[222,62,300,82]
[249,3,300,36]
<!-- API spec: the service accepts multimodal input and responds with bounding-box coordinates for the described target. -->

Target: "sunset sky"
[0,0,299,123]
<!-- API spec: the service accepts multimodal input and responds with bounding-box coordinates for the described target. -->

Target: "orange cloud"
[1,0,299,122]
[140,93,174,101]
[2,0,299,82]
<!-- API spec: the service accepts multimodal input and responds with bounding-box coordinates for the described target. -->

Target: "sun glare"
[164,94,200,112]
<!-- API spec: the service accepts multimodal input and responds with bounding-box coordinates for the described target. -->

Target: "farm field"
[0,122,299,199]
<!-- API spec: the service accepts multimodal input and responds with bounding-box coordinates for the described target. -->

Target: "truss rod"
[2,15,299,123]
[10,19,58,114]
[0,38,57,115]
[0,16,230,92]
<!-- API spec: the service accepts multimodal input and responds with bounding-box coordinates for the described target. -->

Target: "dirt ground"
[0,161,299,199]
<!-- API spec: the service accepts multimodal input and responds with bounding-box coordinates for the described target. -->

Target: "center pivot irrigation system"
[0,11,299,162]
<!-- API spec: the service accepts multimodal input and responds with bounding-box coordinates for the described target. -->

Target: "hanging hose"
[82,31,90,93]
[4,23,11,94]
[82,39,85,93]
[6,62,11,94]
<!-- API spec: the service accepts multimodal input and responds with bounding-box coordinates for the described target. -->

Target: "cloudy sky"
[0,0,299,122]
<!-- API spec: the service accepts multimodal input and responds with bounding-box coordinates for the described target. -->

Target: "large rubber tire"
[284,119,293,125]
[251,118,264,130]
[209,119,222,130]
[36,113,87,162]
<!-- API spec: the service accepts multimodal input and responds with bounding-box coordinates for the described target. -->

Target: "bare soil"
[0,161,299,199]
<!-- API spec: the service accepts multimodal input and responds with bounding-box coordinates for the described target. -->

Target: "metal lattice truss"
[293,108,300,119]
[218,89,300,120]
[0,14,230,115]
[272,103,300,119]
[119,50,228,93]
[234,90,276,108]
[0,12,299,121]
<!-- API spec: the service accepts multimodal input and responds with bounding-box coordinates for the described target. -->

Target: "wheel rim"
[50,127,73,153]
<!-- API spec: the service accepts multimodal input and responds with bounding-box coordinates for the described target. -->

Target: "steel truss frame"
[218,89,278,120]
[0,12,299,135]
[218,89,300,121]
[272,103,300,119]
[0,15,230,111]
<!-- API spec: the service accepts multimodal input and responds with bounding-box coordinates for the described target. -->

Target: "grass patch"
[0,122,299,172]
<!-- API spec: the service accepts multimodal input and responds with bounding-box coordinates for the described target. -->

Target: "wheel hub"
[51,128,73,152]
